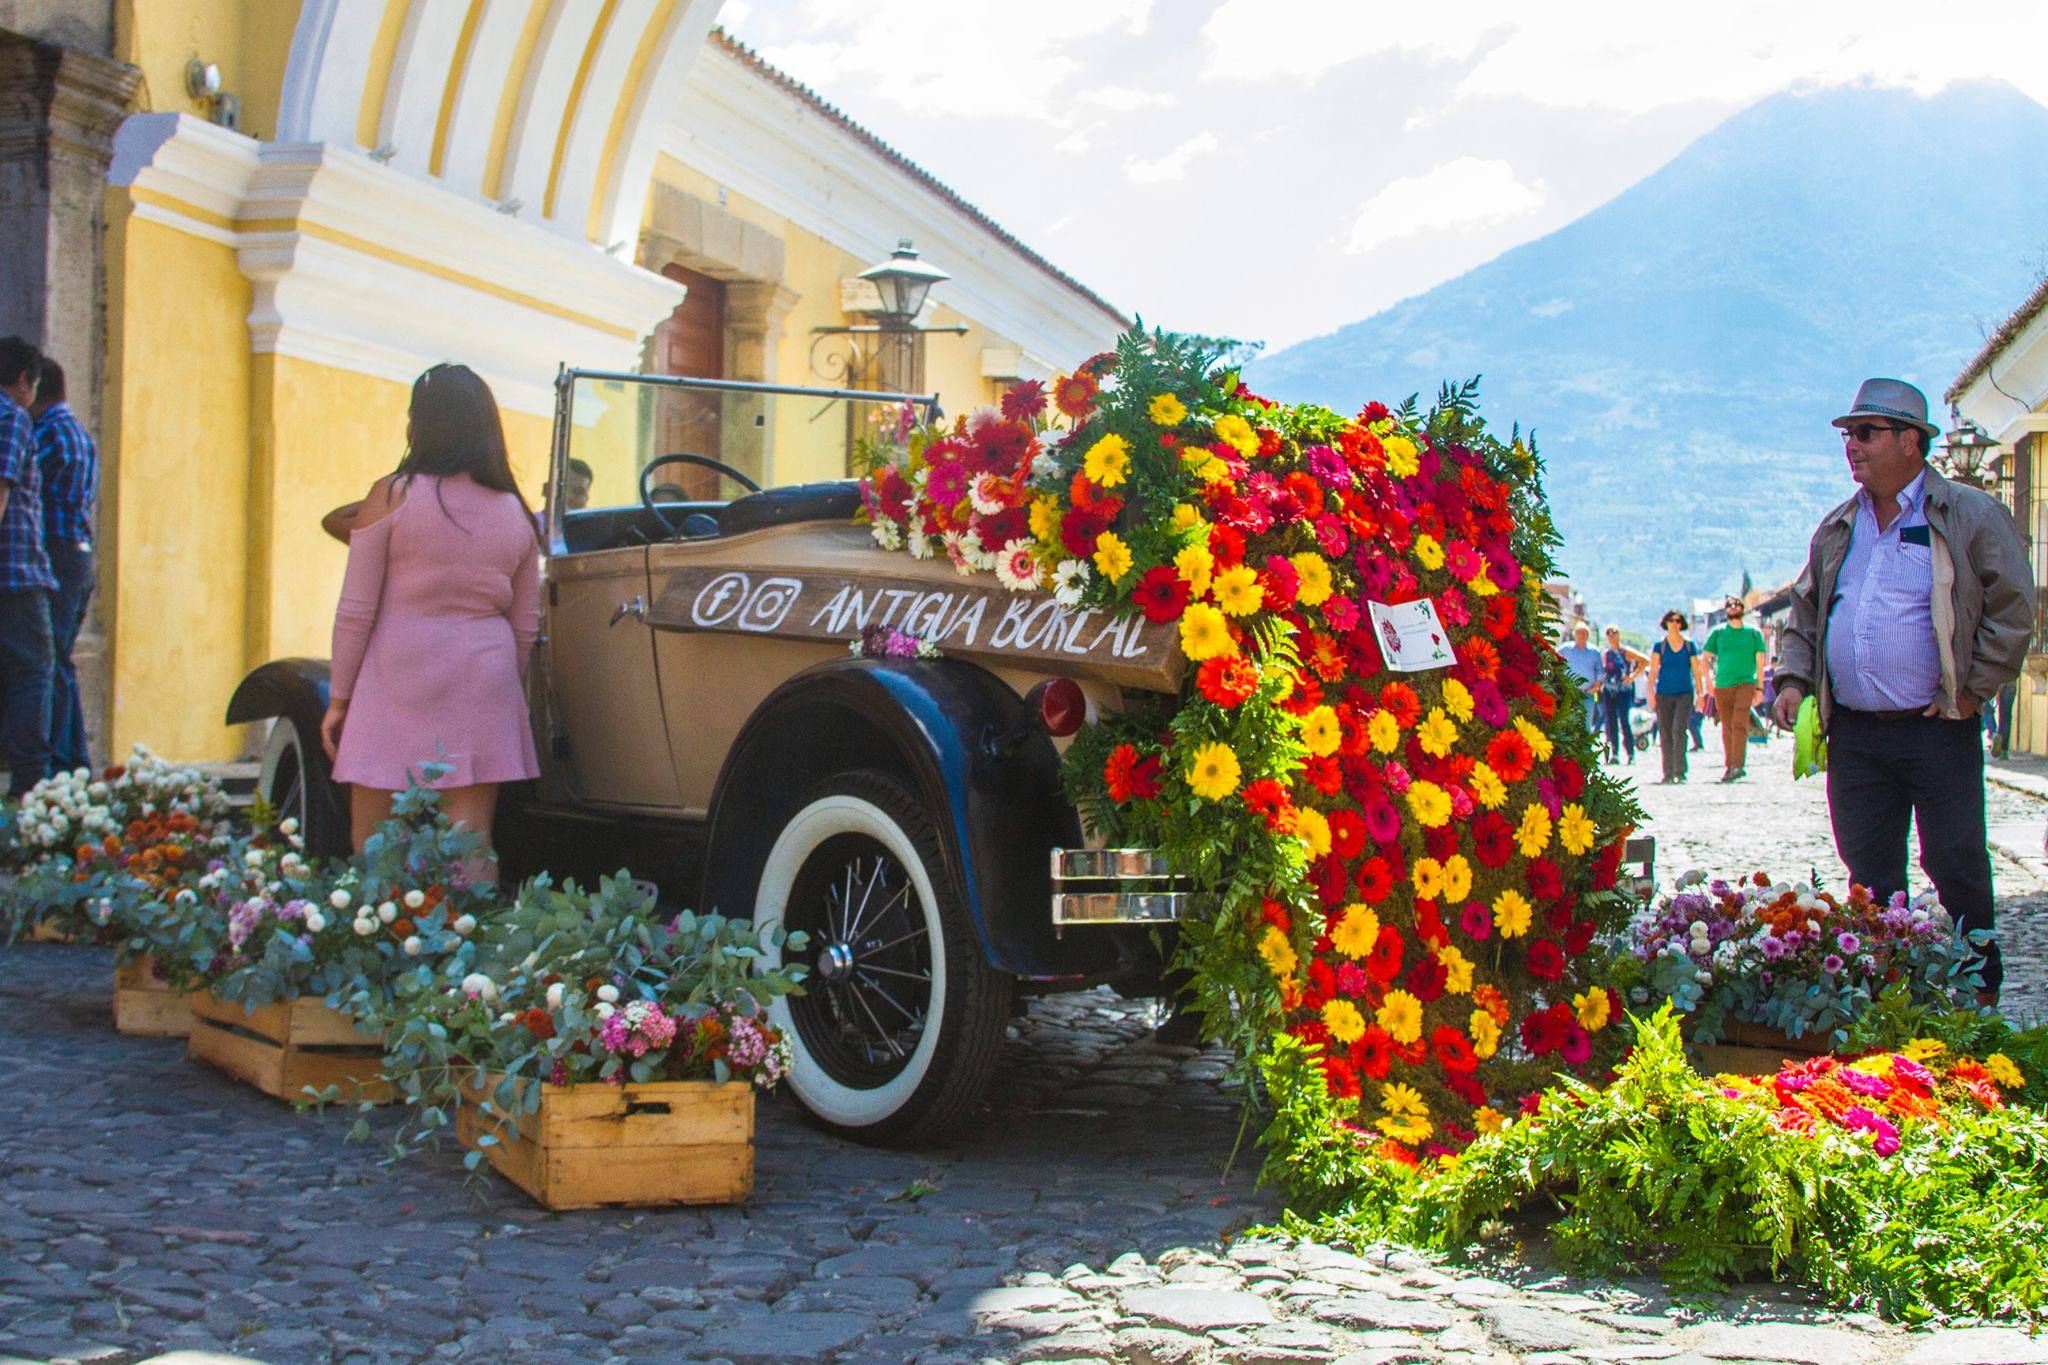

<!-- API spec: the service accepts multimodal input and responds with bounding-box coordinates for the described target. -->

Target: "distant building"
[1950,276,2048,754]
[1543,580,1591,635]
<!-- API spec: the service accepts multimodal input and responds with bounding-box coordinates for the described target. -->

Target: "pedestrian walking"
[320,363,542,879]
[30,357,97,774]
[0,338,56,799]
[1772,378,2034,1005]
[1647,609,1705,783]
[1703,595,1767,782]
[1557,620,1602,726]
[1597,625,1644,763]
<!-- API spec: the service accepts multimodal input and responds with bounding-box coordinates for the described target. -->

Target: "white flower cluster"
[14,744,232,852]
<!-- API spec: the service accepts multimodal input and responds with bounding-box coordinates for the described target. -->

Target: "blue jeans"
[46,542,93,773]
[0,588,53,797]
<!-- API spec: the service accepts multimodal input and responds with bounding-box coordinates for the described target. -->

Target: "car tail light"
[1028,678,1088,737]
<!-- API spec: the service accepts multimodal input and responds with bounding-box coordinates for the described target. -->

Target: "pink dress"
[329,473,541,789]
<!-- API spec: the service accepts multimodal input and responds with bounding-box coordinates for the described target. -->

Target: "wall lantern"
[1939,406,1999,489]
[856,239,951,327]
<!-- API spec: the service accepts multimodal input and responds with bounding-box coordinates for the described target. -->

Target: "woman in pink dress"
[319,364,541,874]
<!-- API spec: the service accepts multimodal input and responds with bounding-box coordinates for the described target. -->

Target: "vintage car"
[225,369,1191,1144]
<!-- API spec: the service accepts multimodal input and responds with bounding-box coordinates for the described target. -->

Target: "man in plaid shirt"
[33,357,97,773]
[0,337,55,797]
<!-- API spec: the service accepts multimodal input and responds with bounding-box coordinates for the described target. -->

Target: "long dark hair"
[396,363,541,543]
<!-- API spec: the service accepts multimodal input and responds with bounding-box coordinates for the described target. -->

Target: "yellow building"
[2,2,1127,761]
[1950,276,2048,754]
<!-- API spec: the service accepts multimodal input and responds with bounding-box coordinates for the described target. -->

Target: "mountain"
[1249,82,2048,628]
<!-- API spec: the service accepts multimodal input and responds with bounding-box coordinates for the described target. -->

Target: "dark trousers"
[46,542,92,773]
[1826,706,2001,992]
[0,588,53,797]
[1600,689,1634,759]
[1655,693,1691,779]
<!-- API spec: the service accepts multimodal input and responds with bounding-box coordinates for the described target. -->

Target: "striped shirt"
[0,392,55,593]
[33,401,96,548]
[1827,470,1940,711]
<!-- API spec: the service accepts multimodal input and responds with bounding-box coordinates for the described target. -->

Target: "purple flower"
[1761,935,1789,959]
[1822,954,1844,975]
[1836,932,1861,954]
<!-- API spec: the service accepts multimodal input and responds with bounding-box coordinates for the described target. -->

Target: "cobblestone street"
[4,727,2048,1365]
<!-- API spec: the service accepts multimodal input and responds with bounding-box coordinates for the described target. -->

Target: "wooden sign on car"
[646,564,1183,691]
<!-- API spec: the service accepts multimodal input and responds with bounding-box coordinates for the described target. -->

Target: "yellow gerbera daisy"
[1213,412,1258,456]
[1406,780,1452,829]
[1092,530,1133,583]
[1559,802,1596,856]
[1470,1011,1500,1060]
[1330,904,1380,959]
[1185,742,1241,801]
[1468,762,1507,810]
[1513,716,1555,762]
[1170,502,1205,533]
[1467,567,1499,597]
[1573,988,1611,1032]
[1178,602,1235,661]
[1987,1053,2025,1088]
[1083,433,1130,487]
[1175,542,1214,597]
[1516,803,1553,858]
[1377,1081,1433,1142]
[1183,447,1229,483]
[1413,534,1445,571]
[1322,998,1366,1045]
[1492,889,1533,939]
[1438,944,1474,995]
[1148,392,1188,427]
[1258,924,1298,982]
[1377,990,1423,1045]
[1440,854,1472,903]
[1291,552,1333,607]
[1367,709,1401,754]
[1300,705,1341,758]
[1473,1104,1505,1134]
[1416,707,1457,758]
[1382,435,1419,479]
[1295,807,1331,858]
[1028,495,1062,543]
[1212,564,1264,617]
[1441,677,1475,722]
[1411,857,1446,901]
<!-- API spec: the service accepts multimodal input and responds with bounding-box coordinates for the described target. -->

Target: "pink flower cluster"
[597,1000,678,1058]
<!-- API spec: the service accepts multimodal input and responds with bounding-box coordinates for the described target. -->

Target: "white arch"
[380,0,472,173]
[593,0,720,249]
[437,0,537,197]
[498,0,605,224]
[548,0,654,239]
[277,0,391,145]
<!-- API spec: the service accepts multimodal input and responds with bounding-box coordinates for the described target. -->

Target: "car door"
[544,544,684,810]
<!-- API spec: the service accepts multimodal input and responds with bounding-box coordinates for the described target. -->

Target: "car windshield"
[553,372,935,518]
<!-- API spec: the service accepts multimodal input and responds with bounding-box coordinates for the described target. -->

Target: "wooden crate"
[25,918,71,943]
[186,992,393,1104]
[457,1075,754,1211]
[1691,1019,1832,1077]
[113,956,191,1037]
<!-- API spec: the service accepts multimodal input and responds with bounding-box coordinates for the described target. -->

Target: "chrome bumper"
[1050,848,1194,928]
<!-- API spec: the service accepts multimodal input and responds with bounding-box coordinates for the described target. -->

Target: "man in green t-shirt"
[1702,596,1768,782]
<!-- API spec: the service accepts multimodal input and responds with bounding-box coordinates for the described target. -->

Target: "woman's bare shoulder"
[353,474,408,530]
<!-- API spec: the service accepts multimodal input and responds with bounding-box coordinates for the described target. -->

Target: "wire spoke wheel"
[784,837,934,1089]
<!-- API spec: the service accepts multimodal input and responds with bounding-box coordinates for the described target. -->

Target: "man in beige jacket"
[1773,379,2034,1002]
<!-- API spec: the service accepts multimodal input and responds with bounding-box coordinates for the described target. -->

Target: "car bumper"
[1050,848,1194,928]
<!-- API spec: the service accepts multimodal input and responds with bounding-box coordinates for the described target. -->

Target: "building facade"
[1950,276,2048,754]
[0,1,1127,762]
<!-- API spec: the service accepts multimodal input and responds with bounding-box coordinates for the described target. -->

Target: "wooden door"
[653,264,727,501]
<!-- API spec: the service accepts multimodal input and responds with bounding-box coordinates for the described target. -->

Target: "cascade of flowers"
[1717,1039,2023,1157]
[859,329,1640,1165]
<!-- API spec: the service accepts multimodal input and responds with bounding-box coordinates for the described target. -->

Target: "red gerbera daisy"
[1352,1024,1394,1080]
[1241,778,1296,832]
[1377,681,1422,729]
[1103,744,1162,803]
[1525,937,1566,982]
[1131,565,1190,624]
[1431,1025,1478,1074]
[1525,857,1563,901]
[1355,856,1396,904]
[1485,730,1536,784]
[1471,811,1515,868]
[1326,807,1367,860]
[1196,655,1261,708]
[1054,371,1099,418]
[1366,923,1405,983]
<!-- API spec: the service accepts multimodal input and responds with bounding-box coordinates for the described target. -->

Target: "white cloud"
[1073,85,1178,113]
[1342,157,1544,255]
[1200,0,2048,111]
[747,0,1154,122]
[1124,131,1221,184]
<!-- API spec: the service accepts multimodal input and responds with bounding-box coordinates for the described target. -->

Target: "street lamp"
[1939,407,1998,489]
[857,240,950,326]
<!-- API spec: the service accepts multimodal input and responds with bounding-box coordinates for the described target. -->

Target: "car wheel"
[258,715,346,860]
[753,769,1011,1145]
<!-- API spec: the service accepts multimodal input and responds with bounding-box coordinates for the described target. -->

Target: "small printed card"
[1367,597,1457,673]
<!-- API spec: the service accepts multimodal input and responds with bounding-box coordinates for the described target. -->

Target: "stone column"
[0,31,141,768]
[722,280,800,383]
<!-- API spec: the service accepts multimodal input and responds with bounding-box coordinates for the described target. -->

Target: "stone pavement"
[6,729,2048,1364]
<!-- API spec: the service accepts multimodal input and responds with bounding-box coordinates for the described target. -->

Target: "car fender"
[224,659,346,833]
[702,657,1117,981]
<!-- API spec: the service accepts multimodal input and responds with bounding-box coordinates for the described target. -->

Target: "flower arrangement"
[848,622,941,660]
[1261,1007,2048,1321]
[10,745,231,859]
[859,329,1640,1164]
[366,874,807,1167]
[1618,872,1984,1046]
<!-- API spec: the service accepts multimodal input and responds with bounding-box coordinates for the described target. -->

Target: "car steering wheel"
[639,452,762,539]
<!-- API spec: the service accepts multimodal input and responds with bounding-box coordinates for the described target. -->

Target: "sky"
[717,1,2048,354]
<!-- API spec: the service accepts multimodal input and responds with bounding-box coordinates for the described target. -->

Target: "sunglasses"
[1840,421,1903,444]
